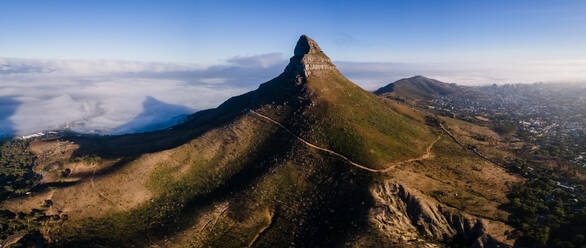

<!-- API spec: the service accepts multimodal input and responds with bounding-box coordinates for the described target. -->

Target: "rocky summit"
[285,35,337,80]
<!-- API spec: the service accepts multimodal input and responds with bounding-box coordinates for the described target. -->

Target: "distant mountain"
[0,36,519,247]
[375,75,464,102]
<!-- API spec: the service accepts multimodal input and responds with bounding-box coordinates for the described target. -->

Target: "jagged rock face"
[370,181,506,248]
[285,35,337,80]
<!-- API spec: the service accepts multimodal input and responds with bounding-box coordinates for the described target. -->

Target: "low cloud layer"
[0,55,285,136]
[1,55,585,137]
[337,60,586,90]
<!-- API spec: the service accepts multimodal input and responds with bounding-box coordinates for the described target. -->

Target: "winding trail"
[247,209,274,248]
[249,110,440,173]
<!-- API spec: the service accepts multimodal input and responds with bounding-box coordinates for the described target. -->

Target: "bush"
[507,176,585,247]
[0,140,39,201]
[70,154,101,165]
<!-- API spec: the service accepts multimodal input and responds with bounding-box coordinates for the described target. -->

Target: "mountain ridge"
[375,75,462,100]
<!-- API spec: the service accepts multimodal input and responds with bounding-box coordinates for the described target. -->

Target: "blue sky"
[2,0,586,64]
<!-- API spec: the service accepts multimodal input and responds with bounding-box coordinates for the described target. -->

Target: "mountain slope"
[375,75,463,102]
[0,36,519,248]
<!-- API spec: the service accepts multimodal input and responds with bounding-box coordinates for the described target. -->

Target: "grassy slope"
[184,71,437,247]
[186,71,438,247]
[304,71,436,169]
[44,113,291,246]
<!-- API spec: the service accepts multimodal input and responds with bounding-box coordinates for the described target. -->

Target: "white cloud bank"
[337,60,586,90]
[1,55,585,136]
[0,55,286,136]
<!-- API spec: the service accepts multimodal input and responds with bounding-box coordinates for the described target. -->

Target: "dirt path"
[1,233,26,248]
[90,166,116,205]
[247,209,274,248]
[249,110,440,173]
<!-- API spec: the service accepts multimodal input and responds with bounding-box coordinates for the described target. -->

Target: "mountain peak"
[285,35,337,80]
[294,35,321,56]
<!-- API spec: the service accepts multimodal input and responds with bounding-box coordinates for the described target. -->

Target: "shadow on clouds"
[0,96,19,138]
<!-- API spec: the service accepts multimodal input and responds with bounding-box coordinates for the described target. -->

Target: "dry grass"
[377,114,524,243]
[439,116,518,162]
[29,139,79,182]
[29,139,78,164]
[2,114,272,222]
[389,134,521,221]
[3,153,156,219]
[374,114,524,246]
[380,131,520,246]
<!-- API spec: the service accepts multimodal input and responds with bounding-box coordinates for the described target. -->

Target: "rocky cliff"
[368,181,508,248]
[284,35,337,80]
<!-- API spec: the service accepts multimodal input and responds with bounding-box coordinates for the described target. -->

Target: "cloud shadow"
[0,96,20,138]
[112,96,194,134]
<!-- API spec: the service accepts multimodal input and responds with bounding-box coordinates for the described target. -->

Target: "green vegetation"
[506,171,585,248]
[502,114,585,248]
[307,72,434,169]
[522,130,586,170]
[0,139,39,201]
[491,119,517,136]
[0,209,43,242]
[70,154,102,165]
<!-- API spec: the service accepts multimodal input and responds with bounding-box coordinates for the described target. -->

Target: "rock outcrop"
[370,181,508,248]
[284,35,338,81]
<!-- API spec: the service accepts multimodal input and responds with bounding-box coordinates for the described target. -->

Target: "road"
[438,123,503,168]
